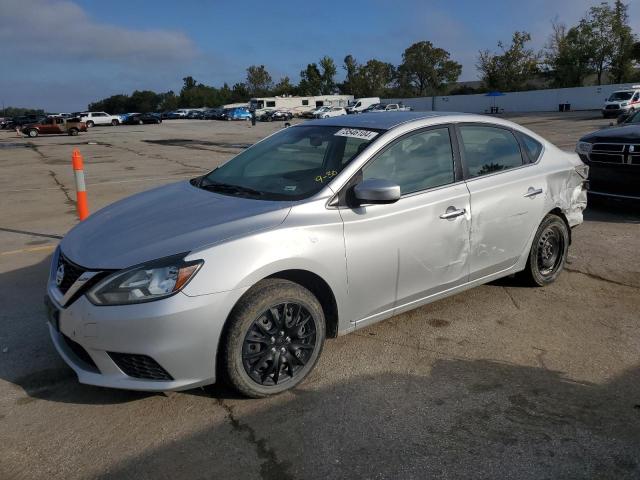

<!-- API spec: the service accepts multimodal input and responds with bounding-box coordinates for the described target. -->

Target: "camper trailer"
[249,95,353,116]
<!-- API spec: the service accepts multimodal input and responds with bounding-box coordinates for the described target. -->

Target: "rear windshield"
[198,125,383,200]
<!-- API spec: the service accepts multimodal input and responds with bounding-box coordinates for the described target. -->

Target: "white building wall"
[384,83,639,113]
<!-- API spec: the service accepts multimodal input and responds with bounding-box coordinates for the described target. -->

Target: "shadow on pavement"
[94,360,639,480]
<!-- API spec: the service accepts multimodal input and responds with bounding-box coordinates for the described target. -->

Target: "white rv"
[249,95,353,116]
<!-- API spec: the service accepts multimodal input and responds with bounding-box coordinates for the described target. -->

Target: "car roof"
[303,111,473,130]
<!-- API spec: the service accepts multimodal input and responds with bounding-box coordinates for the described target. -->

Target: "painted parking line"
[1,244,57,256]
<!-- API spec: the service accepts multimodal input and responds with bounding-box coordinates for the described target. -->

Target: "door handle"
[524,187,543,198]
[440,207,466,219]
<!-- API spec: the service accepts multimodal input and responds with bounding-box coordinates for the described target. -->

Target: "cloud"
[0,0,197,65]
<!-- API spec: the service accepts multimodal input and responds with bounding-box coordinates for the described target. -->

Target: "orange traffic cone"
[72,149,89,220]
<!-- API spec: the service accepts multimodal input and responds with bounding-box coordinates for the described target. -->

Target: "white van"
[346,97,381,114]
[602,86,640,118]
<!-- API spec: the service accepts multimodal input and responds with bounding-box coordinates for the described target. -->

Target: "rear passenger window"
[459,125,524,178]
[363,127,455,194]
[518,133,543,163]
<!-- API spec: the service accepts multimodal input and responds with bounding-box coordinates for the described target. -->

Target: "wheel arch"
[548,207,572,245]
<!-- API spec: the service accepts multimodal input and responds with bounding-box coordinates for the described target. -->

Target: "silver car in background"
[45,112,588,398]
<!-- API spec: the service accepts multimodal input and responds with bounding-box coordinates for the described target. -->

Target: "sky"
[1,0,639,111]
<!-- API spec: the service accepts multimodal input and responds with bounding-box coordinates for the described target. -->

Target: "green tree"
[273,76,296,96]
[319,56,337,94]
[158,91,179,112]
[544,20,595,87]
[398,41,462,96]
[342,54,360,94]
[609,0,636,84]
[358,59,395,97]
[230,83,250,103]
[245,65,273,96]
[477,31,539,91]
[298,63,323,95]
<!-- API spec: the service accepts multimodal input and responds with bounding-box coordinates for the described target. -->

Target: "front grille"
[57,254,88,294]
[61,334,99,372]
[108,352,173,381]
[593,143,624,152]
[590,153,624,163]
[605,105,619,110]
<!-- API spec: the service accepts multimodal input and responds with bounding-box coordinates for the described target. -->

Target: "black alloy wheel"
[242,302,317,386]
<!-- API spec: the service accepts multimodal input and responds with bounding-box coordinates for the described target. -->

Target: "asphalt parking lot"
[1,112,639,479]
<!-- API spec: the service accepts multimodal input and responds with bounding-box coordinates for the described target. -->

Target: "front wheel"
[68,128,79,136]
[519,214,569,286]
[28,129,38,137]
[111,119,119,126]
[222,279,326,398]
[86,120,94,128]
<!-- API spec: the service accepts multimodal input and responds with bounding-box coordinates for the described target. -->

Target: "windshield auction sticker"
[334,128,379,141]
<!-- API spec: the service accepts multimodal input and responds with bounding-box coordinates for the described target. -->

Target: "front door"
[339,126,471,325]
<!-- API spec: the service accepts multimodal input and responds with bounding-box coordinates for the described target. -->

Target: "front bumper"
[46,279,246,392]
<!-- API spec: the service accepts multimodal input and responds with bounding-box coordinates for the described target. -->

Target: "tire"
[111,119,119,126]
[138,119,144,125]
[222,278,326,398]
[86,120,94,128]
[28,129,38,137]
[519,214,569,286]
[68,128,79,136]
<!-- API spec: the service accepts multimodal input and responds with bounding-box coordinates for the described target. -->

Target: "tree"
[398,41,462,96]
[609,0,636,84]
[245,65,273,96]
[319,56,337,94]
[477,31,539,91]
[273,76,296,96]
[544,20,595,87]
[342,54,360,94]
[298,63,323,95]
[230,83,250,103]
[358,59,395,97]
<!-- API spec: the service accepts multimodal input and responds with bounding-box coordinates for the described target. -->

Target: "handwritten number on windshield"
[315,171,338,183]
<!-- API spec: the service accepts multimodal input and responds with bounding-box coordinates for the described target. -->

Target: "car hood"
[581,125,640,143]
[60,180,292,269]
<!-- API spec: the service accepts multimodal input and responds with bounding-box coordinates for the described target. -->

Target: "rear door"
[456,123,546,281]
[339,125,471,324]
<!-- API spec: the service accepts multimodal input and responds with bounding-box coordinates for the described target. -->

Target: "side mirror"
[353,178,401,205]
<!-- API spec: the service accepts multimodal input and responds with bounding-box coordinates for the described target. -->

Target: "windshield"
[608,91,634,101]
[197,125,382,200]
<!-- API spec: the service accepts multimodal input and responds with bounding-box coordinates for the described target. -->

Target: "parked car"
[187,110,205,119]
[601,86,640,118]
[259,110,293,122]
[364,103,412,113]
[204,108,224,120]
[346,97,381,114]
[221,107,252,121]
[318,107,347,118]
[2,114,46,129]
[45,112,587,398]
[576,123,639,200]
[300,106,330,119]
[118,113,141,123]
[75,112,120,127]
[21,116,87,137]
[122,113,162,125]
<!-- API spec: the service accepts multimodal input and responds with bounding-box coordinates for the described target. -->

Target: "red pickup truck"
[21,116,88,137]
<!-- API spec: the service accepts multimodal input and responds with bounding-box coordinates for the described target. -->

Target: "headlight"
[576,141,592,154]
[88,254,203,305]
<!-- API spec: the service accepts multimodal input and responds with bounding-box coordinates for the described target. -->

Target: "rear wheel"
[111,119,119,126]
[520,214,569,286]
[28,129,38,137]
[222,279,326,398]
[138,119,144,125]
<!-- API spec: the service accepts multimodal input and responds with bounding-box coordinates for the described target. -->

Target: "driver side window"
[362,128,455,195]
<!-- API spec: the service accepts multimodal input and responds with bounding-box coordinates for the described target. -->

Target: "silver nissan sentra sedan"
[45,112,588,397]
